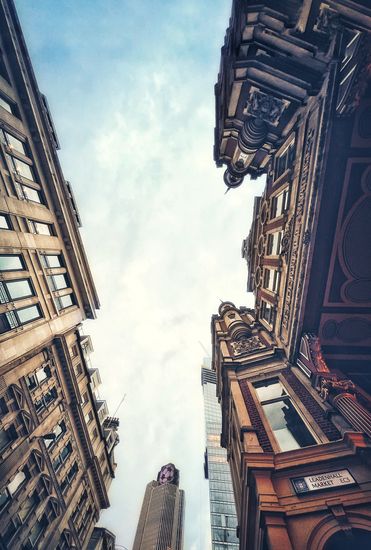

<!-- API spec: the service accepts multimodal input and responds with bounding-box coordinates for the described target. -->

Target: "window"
[18,491,40,521]
[0,95,13,114]
[8,154,34,181]
[22,185,42,203]
[0,279,34,304]
[45,420,66,448]
[275,141,295,179]
[0,254,24,271]
[263,269,280,293]
[75,363,83,377]
[1,130,27,155]
[26,365,51,390]
[28,220,53,236]
[7,470,27,495]
[267,231,282,256]
[48,274,68,291]
[40,254,62,268]
[16,305,41,324]
[84,410,94,425]
[0,304,42,334]
[81,392,89,407]
[260,300,275,326]
[254,378,316,451]
[27,513,47,547]
[0,425,16,452]
[53,441,72,471]
[0,214,11,230]
[0,469,27,509]
[55,294,74,311]
[60,462,78,493]
[270,188,289,219]
[34,387,57,414]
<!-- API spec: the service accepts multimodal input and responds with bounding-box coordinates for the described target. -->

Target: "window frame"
[0,278,35,304]
[253,377,317,452]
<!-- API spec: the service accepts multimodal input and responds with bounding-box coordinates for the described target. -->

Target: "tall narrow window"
[275,141,295,179]
[254,379,316,451]
[260,300,275,326]
[270,189,289,219]
[266,232,282,256]
[263,269,280,293]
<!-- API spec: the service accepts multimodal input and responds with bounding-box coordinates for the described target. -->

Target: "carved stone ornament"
[247,91,286,126]
[282,128,315,331]
[230,336,264,355]
[307,335,329,373]
[281,218,293,262]
[315,5,340,35]
[318,377,356,402]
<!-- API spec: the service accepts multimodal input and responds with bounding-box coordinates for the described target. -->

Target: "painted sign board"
[292,469,356,494]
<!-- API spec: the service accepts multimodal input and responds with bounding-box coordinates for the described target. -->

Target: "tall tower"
[201,360,238,549]
[133,463,185,550]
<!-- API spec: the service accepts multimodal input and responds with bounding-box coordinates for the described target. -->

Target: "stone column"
[319,377,371,438]
[332,392,371,438]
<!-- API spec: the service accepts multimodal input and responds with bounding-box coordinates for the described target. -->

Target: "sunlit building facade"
[202,363,238,549]
[0,1,118,548]
[133,463,185,550]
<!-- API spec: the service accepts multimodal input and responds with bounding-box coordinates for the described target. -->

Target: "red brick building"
[212,1,371,548]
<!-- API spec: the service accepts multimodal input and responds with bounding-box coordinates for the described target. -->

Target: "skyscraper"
[133,463,185,550]
[202,361,238,549]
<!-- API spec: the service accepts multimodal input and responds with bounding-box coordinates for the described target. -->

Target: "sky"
[15,1,265,548]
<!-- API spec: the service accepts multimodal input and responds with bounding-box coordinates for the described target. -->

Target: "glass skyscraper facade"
[202,362,239,549]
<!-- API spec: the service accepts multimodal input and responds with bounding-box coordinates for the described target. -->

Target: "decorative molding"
[246,91,286,126]
[282,128,315,332]
[281,218,293,262]
[230,336,265,356]
[314,4,340,35]
[318,377,356,401]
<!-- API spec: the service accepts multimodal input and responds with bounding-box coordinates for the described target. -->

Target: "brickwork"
[282,369,341,441]
[239,380,273,452]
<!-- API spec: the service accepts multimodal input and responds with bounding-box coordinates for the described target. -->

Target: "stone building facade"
[0,1,118,548]
[213,1,371,548]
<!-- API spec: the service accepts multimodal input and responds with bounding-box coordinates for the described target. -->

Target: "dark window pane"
[262,399,316,451]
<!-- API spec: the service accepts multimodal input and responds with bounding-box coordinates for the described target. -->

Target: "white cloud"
[16,0,265,547]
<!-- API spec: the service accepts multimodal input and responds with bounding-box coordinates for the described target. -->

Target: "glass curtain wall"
[201,362,239,549]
